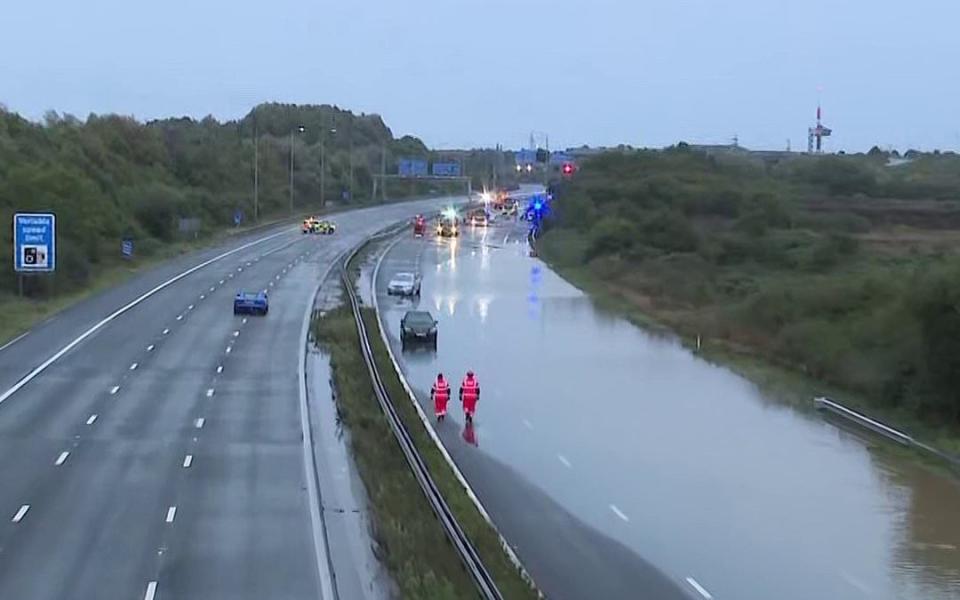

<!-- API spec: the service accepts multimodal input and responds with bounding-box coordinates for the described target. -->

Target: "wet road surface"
[0,196,454,600]
[375,217,960,600]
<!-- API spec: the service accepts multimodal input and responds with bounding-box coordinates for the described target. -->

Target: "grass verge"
[312,303,538,599]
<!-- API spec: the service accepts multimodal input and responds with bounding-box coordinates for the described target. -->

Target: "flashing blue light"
[534,202,542,211]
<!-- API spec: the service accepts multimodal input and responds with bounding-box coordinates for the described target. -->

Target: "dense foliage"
[0,103,459,298]
[543,147,960,424]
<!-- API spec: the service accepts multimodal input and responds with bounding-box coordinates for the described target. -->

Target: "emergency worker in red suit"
[459,370,480,422]
[430,373,450,421]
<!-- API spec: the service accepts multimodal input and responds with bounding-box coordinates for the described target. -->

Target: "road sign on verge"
[13,213,56,272]
[234,210,244,226]
[121,238,134,258]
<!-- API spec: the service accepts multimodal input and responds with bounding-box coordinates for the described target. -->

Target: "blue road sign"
[121,238,134,258]
[431,162,461,177]
[515,149,537,165]
[13,212,56,272]
[398,158,428,177]
[233,210,244,226]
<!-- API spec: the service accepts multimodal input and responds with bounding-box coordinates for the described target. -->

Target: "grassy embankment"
[540,147,960,455]
[312,298,537,598]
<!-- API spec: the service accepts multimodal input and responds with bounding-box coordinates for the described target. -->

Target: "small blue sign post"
[121,238,134,259]
[13,213,56,273]
[233,210,244,227]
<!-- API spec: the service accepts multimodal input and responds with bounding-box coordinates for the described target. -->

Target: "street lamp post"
[320,127,336,208]
[290,125,305,214]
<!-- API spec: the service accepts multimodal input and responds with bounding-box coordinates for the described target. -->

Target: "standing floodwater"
[375,221,960,600]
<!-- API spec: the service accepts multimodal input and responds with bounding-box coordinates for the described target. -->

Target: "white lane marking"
[187,304,194,311]
[176,315,183,321]
[522,419,534,430]
[269,282,274,287]
[162,328,169,335]
[183,454,193,468]
[297,261,337,600]
[503,234,509,245]
[86,414,98,425]
[228,273,234,278]
[55,451,70,466]
[165,506,177,523]
[238,267,243,272]
[110,385,120,395]
[0,331,30,353]
[225,346,232,354]
[275,275,280,280]
[262,289,268,294]
[194,418,205,429]
[610,504,630,522]
[209,286,215,292]
[219,279,224,285]
[144,581,158,600]
[246,261,252,266]
[199,294,205,300]
[558,454,572,468]
[233,331,239,337]
[242,318,247,324]
[686,577,713,599]
[129,363,138,371]
[11,505,29,523]
[206,388,215,398]
[146,344,154,352]
[216,365,223,374]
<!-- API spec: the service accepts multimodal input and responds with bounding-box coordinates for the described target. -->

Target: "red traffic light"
[562,163,574,174]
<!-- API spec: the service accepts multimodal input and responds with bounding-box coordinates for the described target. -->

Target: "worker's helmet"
[437,372,444,380]
[467,370,474,377]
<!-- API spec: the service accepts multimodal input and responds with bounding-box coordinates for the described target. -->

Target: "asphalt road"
[0,197,453,600]
[375,217,960,600]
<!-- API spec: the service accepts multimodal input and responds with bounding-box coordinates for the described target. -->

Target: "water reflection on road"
[375,222,960,600]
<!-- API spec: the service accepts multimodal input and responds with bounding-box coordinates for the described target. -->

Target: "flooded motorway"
[373,217,960,600]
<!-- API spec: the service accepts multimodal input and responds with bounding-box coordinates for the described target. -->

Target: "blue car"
[234,290,269,315]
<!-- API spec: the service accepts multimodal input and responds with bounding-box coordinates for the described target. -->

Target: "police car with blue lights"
[233,290,269,315]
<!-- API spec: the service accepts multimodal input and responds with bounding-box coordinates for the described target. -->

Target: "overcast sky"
[2,0,957,152]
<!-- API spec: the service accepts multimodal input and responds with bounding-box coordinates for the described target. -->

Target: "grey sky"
[2,0,957,152]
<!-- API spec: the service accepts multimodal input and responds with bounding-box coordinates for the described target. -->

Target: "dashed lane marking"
[162,328,169,335]
[55,451,70,466]
[183,455,193,468]
[610,504,630,522]
[195,418,205,429]
[216,365,223,374]
[110,386,120,395]
[86,414,98,425]
[0,226,291,409]
[522,419,534,430]
[129,363,138,371]
[146,345,154,352]
[686,577,713,599]
[144,581,158,600]
[11,505,29,523]
[558,455,572,468]
[206,388,215,398]
[165,506,177,523]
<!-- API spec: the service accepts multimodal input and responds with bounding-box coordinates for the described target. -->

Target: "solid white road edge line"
[371,234,542,595]
[686,577,714,599]
[298,256,338,600]
[0,227,291,407]
[0,331,30,354]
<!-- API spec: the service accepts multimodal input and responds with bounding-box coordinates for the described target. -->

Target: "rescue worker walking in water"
[431,373,450,421]
[460,370,480,422]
